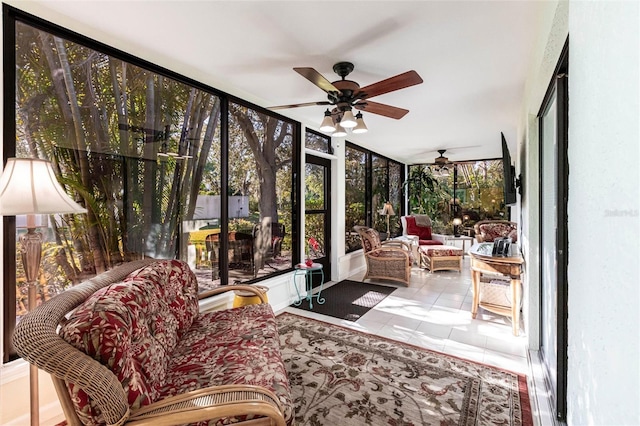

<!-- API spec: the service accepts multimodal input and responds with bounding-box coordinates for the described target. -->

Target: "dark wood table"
[469,243,525,336]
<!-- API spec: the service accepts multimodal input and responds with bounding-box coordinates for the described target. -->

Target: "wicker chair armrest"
[367,246,410,260]
[126,384,286,426]
[198,285,267,303]
[12,259,158,426]
[380,240,411,251]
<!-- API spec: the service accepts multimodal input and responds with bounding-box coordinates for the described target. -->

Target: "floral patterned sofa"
[13,259,292,426]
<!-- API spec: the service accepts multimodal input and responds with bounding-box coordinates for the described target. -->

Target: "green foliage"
[404,166,450,217]
[228,218,254,233]
[13,20,296,307]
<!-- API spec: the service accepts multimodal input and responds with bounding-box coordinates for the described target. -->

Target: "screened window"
[406,160,506,234]
[305,129,332,154]
[388,161,403,236]
[345,143,404,252]
[345,144,367,252]
[225,102,294,281]
[3,9,299,362]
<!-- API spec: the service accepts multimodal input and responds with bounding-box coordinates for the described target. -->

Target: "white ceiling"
[12,1,548,164]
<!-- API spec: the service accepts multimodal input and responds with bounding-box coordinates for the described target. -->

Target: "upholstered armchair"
[354,226,412,286]
[474,220,518,243]
[400,215,442,246]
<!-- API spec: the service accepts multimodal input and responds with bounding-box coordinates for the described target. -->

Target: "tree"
[229,105,292,224]
[15,23,222,278]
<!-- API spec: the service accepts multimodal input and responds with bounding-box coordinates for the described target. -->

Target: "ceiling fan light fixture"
[352,112,368,134]
[319,109,336,133]
[333,123,348,137]
[340,108,357,128]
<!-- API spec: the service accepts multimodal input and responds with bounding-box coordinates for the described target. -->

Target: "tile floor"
[280,257,552,425]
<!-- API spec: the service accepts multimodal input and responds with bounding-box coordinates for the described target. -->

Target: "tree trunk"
[53,36,107,273]
[142,73,157,254]
[187,96,220,218]
[162,87,196,256]
[231,111,288,223]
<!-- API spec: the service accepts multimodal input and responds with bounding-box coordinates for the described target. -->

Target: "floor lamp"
[381,201,395,240]
[0,158,87,426]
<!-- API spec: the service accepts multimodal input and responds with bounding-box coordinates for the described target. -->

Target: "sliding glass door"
[538,40,569,422]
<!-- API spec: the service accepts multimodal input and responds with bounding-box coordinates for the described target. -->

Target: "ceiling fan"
[434,149,449,167]
[432,149,451,177]
[269,61,423,134]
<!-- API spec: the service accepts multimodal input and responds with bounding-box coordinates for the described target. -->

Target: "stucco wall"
[519,0,569,351]
[566,2,639,424]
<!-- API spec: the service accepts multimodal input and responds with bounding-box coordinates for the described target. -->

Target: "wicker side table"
[469,242,524,336]
[419,245,463,272]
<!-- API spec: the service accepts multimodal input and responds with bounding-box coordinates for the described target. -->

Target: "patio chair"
[353,226,412,286]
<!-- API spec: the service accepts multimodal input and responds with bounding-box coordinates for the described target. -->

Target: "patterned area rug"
[277,313,532,426]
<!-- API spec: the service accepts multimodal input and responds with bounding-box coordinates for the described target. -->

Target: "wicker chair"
[474,220,518,243]
[354,226,412,286]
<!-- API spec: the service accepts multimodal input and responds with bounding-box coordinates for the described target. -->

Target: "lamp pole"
[21,215,43,425]
[0,158,87,426]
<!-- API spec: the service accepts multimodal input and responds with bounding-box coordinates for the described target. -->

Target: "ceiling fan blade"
[354,100,409,120]
[269,101,331,110]
[294,67,341,94]
[359,70,423,99]
[420,145,482,156]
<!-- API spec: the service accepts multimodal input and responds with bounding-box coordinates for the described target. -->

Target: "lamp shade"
[452,218,462,226]
[352,112,368,134]
[319,109,336,133]
[0,158,87,215]
[333,123,348,137]
[381,202,395,216]
[340,109,357,128]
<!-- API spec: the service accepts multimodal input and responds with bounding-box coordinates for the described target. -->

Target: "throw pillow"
[405,216,432,240]
[404,215,420,236]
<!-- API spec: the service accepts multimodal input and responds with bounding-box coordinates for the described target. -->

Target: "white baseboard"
[4,400,64,426]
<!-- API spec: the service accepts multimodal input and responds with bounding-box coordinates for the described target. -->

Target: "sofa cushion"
[478,222,518,242]
[419,239,442,246]
[405,215,433,240]
[60,259,199,425]
[162,303,293,425]
[421,245,463,257]
[359,227,381,252]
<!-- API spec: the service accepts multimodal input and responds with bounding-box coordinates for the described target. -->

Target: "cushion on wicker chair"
[359,227,382,252]
[475,221,518,243]
[60,260,292,426]
[421,246,464,257]
[162,303,293,425]
[403,215,442,245]
[60,260,198,424]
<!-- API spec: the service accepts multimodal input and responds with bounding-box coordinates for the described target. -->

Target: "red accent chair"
[400,215,442,246]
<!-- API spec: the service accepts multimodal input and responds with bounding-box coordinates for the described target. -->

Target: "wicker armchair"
[474,220,518,243]
[354,226,412,286]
